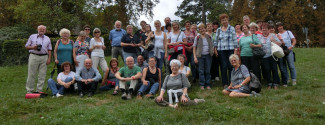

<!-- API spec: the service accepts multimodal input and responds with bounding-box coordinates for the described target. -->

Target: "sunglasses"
[94,32,100,34]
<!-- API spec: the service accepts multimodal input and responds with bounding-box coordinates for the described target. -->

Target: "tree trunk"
[201,0,206,25]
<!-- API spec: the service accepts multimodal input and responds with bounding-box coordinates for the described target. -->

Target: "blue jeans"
[261,56,280,86]
[48,77,73,95]
[138,81,159,94]
[284,51,297,82]
[218,50,234,86]
[99,78,119,91]
[198,55,212,87]
[185,51,197,79]
[123,51,138,64]
[156,52,165,71]
[277,58,288,85]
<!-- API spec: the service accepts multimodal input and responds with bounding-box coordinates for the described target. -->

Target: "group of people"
[24,13,297,108]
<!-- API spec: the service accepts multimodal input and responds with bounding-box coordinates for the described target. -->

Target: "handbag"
[167,32,181,55]
[144,31,155,51]
[251,34,265,58]
[271,42,284,60]
[238,65,262,93]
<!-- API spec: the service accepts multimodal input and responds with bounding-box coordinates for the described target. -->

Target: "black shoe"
[88,92,94,97]
[79,92,84,98]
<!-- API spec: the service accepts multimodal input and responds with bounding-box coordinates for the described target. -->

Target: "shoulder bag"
[167,32,181,55]
[251,34,266,58]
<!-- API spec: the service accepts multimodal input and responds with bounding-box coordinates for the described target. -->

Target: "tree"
[0,0,18,28]
[175,0,229,25]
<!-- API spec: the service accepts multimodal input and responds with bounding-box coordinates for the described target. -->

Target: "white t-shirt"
[278,31,295,47]
[90,37,105,57]
[178,66,190,75]
[57,71,75,82]
[168,31,186,50]
[154,31,165,52]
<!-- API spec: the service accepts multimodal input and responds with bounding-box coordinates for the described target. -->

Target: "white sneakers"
[56,93,63,97]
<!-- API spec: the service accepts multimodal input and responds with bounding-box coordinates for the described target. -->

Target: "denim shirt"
[109,29,126,47]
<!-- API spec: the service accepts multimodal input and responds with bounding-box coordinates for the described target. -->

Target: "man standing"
[134,20,147,39]
[109,20,126,61]
[243,15,251,25]
[161,17,171,32]
[25,25,52,93]
[115,56,142,100]
[75,59,102,97]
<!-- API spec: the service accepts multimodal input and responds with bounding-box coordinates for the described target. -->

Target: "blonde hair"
[198,24,206,29]
[93,28,101,34]
[59,28,71,37]
[126,25,133,29]
[154,20,161,25]
[172,21,180,32]
[229,54,239,62]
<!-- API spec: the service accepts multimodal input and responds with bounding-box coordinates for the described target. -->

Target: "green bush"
[1,39,29,65]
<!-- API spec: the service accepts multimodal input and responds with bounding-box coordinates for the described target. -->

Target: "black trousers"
[77,81,98,93]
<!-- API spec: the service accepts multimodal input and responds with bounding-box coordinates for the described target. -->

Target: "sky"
[137,0,183,30]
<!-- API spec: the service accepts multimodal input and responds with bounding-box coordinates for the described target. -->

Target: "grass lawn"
[0,48,324,124]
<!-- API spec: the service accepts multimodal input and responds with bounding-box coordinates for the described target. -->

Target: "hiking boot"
[121,93,127,100]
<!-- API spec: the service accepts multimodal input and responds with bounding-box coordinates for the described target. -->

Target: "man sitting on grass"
[75,59,101,97]
[115,56,142,100]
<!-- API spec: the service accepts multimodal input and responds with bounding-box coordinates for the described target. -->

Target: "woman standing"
[121,25,142,63]
[73,31,90,72]
[100,58,120,95]
[239,24,262,81]
[214,13,238,88]
[276,22,297,86]
[257,23,281,89]
[90,28,108,72]
[206,23,214,36]
[146,20,167,71]
[183,21,197,82]
[235,24,244,43]
[166,21,188,74]
[193,24,214,90]
[137,57,161,99]
[141,24,152,59]
[54,28,74,73]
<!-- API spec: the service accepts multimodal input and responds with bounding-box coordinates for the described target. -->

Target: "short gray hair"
[37,25,46,30]
[126,25,133,29]
[170,59,181,67]
[59,28,71,37]
[78,31,87,37]
[249,22,259,29]
[229,54,239,62]
[243,15,250,20]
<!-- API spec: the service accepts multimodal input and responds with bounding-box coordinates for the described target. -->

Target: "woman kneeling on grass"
[222,54,260,97]
[48,62,75,97]
[155,59,204,108]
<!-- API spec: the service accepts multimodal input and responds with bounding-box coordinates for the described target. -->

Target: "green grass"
[0,48,324,124]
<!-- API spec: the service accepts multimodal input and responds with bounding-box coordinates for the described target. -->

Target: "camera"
[36,44,42,51]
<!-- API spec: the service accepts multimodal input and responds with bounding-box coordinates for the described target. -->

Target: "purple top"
[25,34,52,54]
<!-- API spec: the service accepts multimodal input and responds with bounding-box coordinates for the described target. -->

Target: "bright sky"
[137,0,183,30]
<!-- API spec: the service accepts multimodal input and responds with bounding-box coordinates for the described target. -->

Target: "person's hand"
[234,85,241,89]
[143,80,148,86]
[46,59,51,65]
[87,79,94,82]
[81,79,88,84]
[214,50,218,57]
[250,43,255,48]
[228,86,233,89]
[194,57,198,64]
[156,96,163,102]
[74,60,79,66]
[288,47,293,50]
[102,45,106,49]
[174,42,180,46]
[164,53,168,59]
[55,59,59,64]
[63,82,70,88]
[181,95,189,103]
[33,45,38,50]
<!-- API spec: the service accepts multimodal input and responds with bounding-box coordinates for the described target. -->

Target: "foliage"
[230,0,325,46]
[175,0,229,25]
[0,49,325,124]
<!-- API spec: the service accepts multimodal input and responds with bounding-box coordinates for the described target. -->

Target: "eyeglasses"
[94,32,100,34]
[84,28,90,31]
[231,60,237,62]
